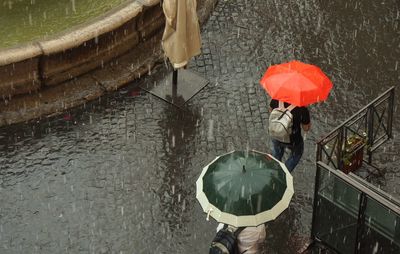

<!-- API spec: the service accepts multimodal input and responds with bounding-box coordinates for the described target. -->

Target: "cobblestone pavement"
[1,0,400,253]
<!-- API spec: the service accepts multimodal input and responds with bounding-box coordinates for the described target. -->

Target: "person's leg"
[285,139,304,172]
[271,139,285,161]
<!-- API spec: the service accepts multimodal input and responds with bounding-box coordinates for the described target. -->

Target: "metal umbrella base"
[140,68,209,107]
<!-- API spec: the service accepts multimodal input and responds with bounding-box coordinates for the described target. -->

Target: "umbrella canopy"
[259,60,333,106]
[162,0,201,69]
[196,150,294,227]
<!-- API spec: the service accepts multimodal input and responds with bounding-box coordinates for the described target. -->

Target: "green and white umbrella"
[196,150,294,227]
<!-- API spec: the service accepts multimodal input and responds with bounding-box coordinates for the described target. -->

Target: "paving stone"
[1,0,400,253]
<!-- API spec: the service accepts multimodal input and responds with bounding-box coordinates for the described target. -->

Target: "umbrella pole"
[172,69,178,102]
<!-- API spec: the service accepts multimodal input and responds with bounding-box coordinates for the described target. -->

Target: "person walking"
[214,223,266,254]
[260,61,333,171]
[269,99,311,172]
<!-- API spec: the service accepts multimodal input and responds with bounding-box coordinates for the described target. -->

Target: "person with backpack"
[268,99,311,172]
[209,223,266,254]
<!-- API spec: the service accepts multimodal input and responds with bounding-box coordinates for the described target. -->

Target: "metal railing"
[309,87,398,254]
[316,87,395,172]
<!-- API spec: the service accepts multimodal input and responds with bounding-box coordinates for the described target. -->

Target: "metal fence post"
[311,163,322,240]
[354,193,368,254]
[316,140,322,163]
[337,127,344,171]
[387,88,395,139]
[367,105,374,164]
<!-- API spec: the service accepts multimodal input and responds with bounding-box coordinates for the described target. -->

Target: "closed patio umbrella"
[140,0,208,107]
[162,0,201,69]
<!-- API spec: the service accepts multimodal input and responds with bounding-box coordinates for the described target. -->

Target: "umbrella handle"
[206,208,213,221]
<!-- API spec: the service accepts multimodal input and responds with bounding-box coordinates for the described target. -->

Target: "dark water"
[0,0,399,253]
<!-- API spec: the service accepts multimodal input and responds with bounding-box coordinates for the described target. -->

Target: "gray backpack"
[268,101,296,143]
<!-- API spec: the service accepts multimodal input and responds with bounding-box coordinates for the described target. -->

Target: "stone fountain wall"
[0,0,217,126]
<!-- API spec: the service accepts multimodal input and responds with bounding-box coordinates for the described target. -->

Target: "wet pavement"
[1,0,400,253]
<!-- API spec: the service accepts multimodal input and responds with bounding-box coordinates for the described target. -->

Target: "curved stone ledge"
[0,0,218,126]
[39,2,143,55]
[0,43,42,66]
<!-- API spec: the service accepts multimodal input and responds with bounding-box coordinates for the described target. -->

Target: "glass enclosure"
[312,162,400,254]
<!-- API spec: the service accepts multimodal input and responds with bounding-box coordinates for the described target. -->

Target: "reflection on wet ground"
[0,0,399,253]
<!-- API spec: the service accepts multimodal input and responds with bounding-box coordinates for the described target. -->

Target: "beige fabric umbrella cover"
[162,0,202,69]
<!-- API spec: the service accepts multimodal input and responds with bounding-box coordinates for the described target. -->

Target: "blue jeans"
[271,139,304,172]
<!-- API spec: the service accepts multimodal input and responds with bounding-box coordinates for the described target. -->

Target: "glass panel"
[314,166,361,253]
[358,197,400,253]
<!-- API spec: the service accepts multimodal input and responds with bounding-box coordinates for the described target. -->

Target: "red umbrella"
[260,60,333,106]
